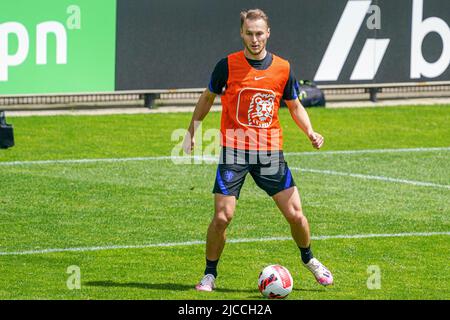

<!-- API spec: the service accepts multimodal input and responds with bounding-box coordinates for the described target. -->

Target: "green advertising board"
[0,0,116,95]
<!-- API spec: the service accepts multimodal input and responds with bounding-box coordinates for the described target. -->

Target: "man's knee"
[285,208,307,226]
[211,213,233,231]
[212,200,235,229]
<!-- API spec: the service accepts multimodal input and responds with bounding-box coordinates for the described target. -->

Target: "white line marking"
[291,167,450,190]
[0,232,448,256]
[286,147,450,156]
[0,156,204,166]
[0,147,448,166]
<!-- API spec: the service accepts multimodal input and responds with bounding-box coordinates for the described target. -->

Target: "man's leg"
[272,186,310,248]
[196,194,236,291]
[272,186,333,286]
[206,194,237,261]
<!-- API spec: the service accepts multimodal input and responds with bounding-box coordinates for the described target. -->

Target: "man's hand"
[308,132,324,149]
[285,99,324,150]
[182,89,216,155]
[183,132,195,154]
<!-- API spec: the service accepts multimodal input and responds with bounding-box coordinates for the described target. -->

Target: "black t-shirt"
[208,52,299,100]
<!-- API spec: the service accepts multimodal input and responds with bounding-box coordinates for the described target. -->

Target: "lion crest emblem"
[247,93,275,128]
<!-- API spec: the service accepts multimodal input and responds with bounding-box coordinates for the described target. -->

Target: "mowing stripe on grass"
[0,147,448,166]
[291,167,450,190]
[0,232,448,256]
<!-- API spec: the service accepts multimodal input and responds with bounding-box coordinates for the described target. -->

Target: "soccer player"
[183,8,333,292]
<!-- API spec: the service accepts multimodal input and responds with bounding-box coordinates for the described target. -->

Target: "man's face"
[240,18,270,58]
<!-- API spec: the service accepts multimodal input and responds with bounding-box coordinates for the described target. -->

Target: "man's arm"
[284,98,324,149]
[183,89,217,154]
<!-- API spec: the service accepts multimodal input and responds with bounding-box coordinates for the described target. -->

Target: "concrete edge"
[3,98,450,117]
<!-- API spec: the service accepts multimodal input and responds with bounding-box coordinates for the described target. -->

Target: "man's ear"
[267,27,271,38]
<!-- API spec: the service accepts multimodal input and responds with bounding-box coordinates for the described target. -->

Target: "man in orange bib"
[183,8,333,292]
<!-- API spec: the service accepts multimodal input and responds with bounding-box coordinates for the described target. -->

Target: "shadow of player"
[85,280,255,293]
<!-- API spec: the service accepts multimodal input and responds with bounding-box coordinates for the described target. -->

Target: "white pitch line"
[0,155,212,166]
[286,147,450,156]
[0,232,448,256]
[291,167,450,190]
[0,147,448,166]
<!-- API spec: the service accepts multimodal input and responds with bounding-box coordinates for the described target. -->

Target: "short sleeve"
[282,68,299,101]
[208,58,228,95]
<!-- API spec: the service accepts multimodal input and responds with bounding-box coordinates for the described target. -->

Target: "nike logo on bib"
[254,76,267,81]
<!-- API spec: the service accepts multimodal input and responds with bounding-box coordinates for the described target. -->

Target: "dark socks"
[299,246,314,264]
[204,258,219,278]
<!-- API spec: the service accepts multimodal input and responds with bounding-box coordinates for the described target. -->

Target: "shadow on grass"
[293,287,325,293]
[245,288,326,299]
[85,280,255,293]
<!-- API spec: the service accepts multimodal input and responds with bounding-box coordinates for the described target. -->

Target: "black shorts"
[212,147,296,199]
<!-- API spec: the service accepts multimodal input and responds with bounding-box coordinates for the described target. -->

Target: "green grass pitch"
[0,105,449,300]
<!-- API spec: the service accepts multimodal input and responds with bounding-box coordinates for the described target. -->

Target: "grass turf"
[0,105,449,300]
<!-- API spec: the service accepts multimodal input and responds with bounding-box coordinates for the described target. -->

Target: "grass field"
[0,105,449,300]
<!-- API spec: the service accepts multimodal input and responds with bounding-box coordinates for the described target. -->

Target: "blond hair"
[240,9,270,29]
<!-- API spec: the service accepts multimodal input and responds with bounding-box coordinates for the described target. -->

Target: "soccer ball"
[258,264,293,299]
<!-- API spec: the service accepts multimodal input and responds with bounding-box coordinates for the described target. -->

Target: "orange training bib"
[220,51,290,151]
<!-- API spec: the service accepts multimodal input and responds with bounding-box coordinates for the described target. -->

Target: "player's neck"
[244,48,267,61]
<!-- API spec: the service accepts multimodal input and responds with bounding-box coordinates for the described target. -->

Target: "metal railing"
[1,82,450,110]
